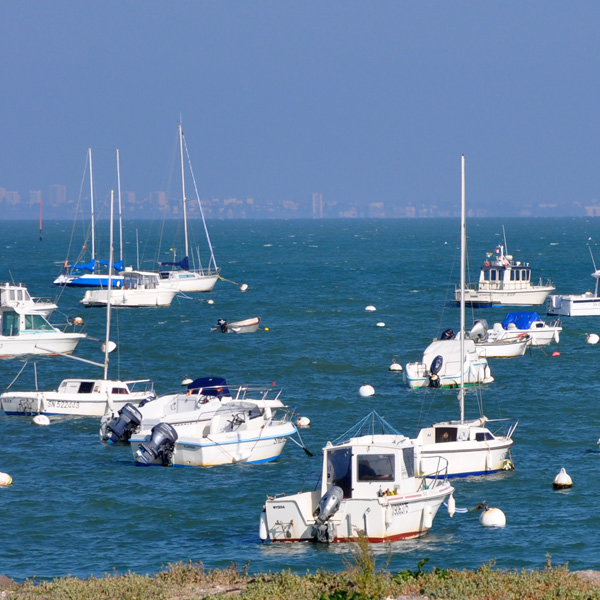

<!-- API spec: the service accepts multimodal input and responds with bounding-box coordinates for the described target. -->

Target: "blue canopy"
[159,256,189,271]
[502,312,540,330]
[97,259,124,272]
[70,259,96,272]
[186,376,229,399]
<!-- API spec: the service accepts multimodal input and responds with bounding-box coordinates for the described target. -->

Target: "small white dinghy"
[212,317,261,334]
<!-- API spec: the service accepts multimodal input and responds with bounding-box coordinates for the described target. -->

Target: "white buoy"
[240,283,249,292]
[376,321,386,327]
[207,299,215,305]
[479,506,506,528]
[365,305,376,312]
[389,359,403,372]
[0,472,13,486]
[359,383,375,397]
[296,416,311,428]
[32,414,50,426]
[587,333,599,345]
[447,493,456,518]
[553,467,573,489]
[73,316,84,325]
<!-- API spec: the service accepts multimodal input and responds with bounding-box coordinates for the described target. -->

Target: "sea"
[1,216,600,582]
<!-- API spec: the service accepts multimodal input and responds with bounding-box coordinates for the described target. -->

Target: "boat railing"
[233,384,283,402]
[418,455,450,487]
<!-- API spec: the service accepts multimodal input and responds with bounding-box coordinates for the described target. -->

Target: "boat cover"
[159,256,190,270]
[97,260,124,272]
[502,312,540,330]
[70,259,96,272]
[186,376,229,399]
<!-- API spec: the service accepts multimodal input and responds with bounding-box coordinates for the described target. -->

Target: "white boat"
[81,269,177,308]
[124,379,297,467]
[487,312,561,346]
[546,246,600,316]
[259,411,455,543]
[1,193,157,417]
[0,289,85,359]
[54,149,124,289]
[212,317,261,334]
[455,235,555,307]
[0,282,57,317]
[157,123,219,293]
[412,155,516,478]
[460,319,530,358]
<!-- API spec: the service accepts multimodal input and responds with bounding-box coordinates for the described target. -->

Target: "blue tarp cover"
[187,376,229,399]
[159,256,190,271]
[70,259,96,272]
[97,260,124,272]
[502,312,540,330]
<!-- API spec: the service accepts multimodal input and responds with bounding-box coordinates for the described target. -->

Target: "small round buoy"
[553,467,573,489]
[552,351,560,357]
[365,305,376,312]
[359,383,375,397]
[376,322,386,327]
[32,414,50,426]
[479,506,506,528]
[73,316,84,325]
[240,283,249,292]
[389,359,403,372]
[296,416,311,428]
[265,327,269,331]
[207,299,215,305]
[587,333,599,345]
[181,377,193,386]
[0,472,13,486]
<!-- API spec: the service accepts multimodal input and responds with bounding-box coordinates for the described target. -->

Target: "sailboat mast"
[88,148,96,262]
[116,149,124,264]
[104,190,114,380]
[179,123,189,258]
[460,154,466,424]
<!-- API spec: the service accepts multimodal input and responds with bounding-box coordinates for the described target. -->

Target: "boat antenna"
[179,122,189,259]
[104,190,114,380]
[89,148,95,264]
[588,240,598,272]
[460,154,466,424]
[39,201,43,241]
[502,225,508,257]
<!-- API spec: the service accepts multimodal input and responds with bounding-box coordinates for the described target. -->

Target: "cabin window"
[490,270,498,281]
[326,448,352,498]
[111,387,129,395]
[475,432,494,441]
[522,269,530,281]
[435,427,457,443]
[24,314,53,331]
[402,447,415,478]
[357,454,395,482]
[1,312,19,336]
[77,381,95,394]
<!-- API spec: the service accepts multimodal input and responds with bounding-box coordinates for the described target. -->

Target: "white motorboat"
[259,411,455,543]
[54,148,124,289]
[81,269,177,308]
[212,317,261,334]
[461,319,530,358]
[546,246,600,316]
[0,290,85,359]
[0,282,58,317]
[413,155,516,478]
[1,193,156,417]
[455,234,554,307]
[157,123,219,293]
[103,377,298,467]
[488,312,561,346]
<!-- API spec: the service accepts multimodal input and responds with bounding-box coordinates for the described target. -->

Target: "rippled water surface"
[1,217,600,581]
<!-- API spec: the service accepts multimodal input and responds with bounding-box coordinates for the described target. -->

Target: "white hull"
[0,332,85,359]
[1,379,155,417]
[213,317,260,334]
[81,288,176,307]
[474,336,529,358]
[159,271,218,293]
[460,286,554,306]
[546,294,600,317]
[262,484,453,542]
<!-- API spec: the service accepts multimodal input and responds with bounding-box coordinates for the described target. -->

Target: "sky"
[2,1,600,216]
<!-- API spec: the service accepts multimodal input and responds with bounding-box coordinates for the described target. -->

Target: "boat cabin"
[479,245,532,286]
[323,435,417,499]
[122,270,162,290]
[0,308,56,337]
[56,379,133,395]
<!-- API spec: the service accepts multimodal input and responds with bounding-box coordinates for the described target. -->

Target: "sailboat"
[53,149,124,288]
[1,192,155,417]
[157,123,220,292]
[412,155,516,478]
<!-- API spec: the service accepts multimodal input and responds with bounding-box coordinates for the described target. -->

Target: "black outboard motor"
[217,318,228,333]
[441,328,454,340]
[103,403,142,444]
[311,486,343,543]
[428,354,443,388]
[134,422,178,466]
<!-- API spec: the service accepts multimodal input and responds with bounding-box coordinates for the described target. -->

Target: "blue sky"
[2,2,599,215]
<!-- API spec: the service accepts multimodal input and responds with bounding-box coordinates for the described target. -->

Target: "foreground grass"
[4,547,600,600]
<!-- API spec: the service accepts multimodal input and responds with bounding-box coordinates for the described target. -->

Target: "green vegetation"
[3,548,600,600]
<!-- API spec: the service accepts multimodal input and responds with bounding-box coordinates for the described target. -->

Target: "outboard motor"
[311,486,343,543]
[469,319,489,341]
[217,318,228,333]
[428,355,443,388]
[103,403,142,444]
[134,422,178,466]
[440,328,454,340]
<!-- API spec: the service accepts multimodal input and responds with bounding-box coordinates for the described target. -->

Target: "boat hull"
[159,271,218,293]
[81,289,177,307]
[54,273,124,288]
[457,286,555,307]
[546,294,600,317]
[0,332,85,359]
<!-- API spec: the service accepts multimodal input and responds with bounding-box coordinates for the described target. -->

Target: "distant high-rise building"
[312,192,323,218]
[49,184,66,207]
[29,190,42,206]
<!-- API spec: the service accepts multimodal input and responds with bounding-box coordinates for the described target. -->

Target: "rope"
[5,361,29,391]
[217,274,242,286]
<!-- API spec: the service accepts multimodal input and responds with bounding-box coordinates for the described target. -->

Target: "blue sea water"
[1,216,600,581]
